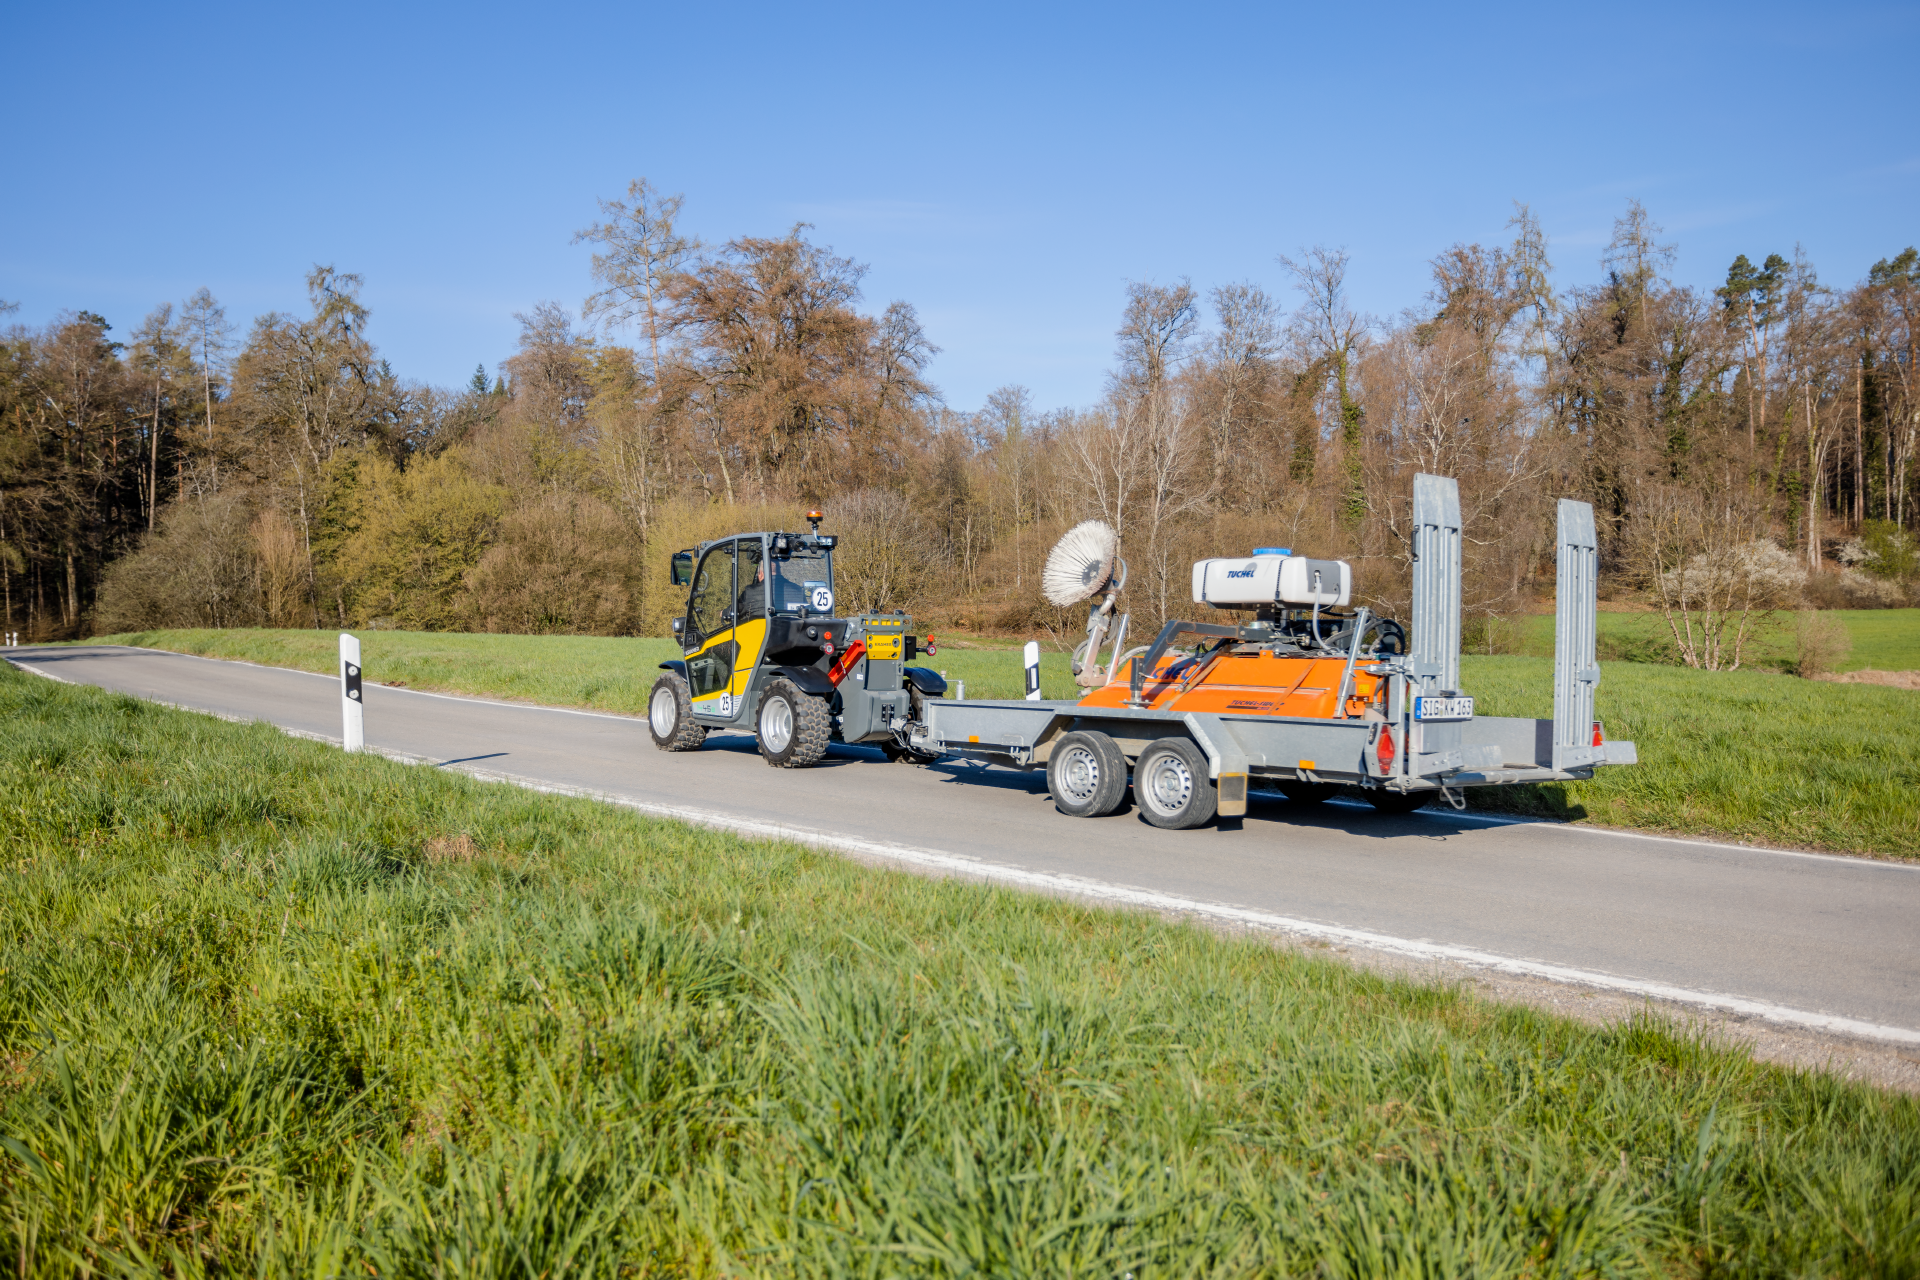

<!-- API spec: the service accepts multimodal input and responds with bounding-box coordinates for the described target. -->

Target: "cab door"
[683,541,739,721]
[728,538,770,706]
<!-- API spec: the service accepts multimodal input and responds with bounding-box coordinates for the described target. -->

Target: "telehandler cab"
[648,511,947,767]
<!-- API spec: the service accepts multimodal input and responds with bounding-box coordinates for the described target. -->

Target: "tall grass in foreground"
[2,665,1917,1275]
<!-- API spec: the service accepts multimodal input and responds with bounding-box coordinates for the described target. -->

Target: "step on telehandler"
[650,477,1637,830]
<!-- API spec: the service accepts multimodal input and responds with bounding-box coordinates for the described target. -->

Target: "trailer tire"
[1046,731,1129,818]
[1134,737,1218,830]
[757,679,830,768]
[1276,780,1340,804]
[1365,789,1430,815]
[648,674,707,752]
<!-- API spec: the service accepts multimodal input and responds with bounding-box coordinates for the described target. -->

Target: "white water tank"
[1192,551,1351,607]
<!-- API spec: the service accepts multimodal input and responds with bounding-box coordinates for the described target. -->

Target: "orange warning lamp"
[807,509,824,533]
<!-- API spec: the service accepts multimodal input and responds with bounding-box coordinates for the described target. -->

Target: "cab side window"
[687,542,735,643]
[735,540,766,620]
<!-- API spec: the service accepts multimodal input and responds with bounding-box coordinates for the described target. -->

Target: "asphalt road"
[12,643,1920,1041]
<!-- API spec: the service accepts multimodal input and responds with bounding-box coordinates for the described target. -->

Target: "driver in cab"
[736,561,767,620]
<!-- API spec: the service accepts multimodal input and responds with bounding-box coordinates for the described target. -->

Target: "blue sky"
[3,1,1914,412]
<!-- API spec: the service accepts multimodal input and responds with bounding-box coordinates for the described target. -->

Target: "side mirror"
[670,550,694,586]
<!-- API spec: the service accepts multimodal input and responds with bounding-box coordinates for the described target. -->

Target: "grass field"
[1456,657,1920,855]
[94,627,1089,706]
[2,663,1916,1276]
[89,628,1920,856]
[1510,608,1920,672]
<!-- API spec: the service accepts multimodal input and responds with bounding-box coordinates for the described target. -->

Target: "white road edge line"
[17,648,1918,873]
[12,653,1919,1048]
[340,728,1920,1049]
[460,767,1920,1048]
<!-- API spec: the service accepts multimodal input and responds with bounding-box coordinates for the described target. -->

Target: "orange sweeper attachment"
[898,473,1636,830]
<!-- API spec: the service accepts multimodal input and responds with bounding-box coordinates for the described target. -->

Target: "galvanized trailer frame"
[903,475,1635,818]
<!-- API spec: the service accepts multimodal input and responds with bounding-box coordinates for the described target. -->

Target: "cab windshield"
[770,544,833,615]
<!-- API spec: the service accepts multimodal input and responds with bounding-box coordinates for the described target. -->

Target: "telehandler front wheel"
[757,679,830,768]
[1134,737,1219,830]
[648,674,708,752]
[1046,730,1129,818]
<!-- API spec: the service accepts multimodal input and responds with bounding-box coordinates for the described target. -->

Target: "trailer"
[897,475,1636,829]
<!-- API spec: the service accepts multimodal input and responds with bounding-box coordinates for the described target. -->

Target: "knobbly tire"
[1365,789,1430,815]
[1134,737,1218,830]
[1046,730,1129,818]
[1276,780,1340,804]
[648,674,707,752]
[757,678,830,768]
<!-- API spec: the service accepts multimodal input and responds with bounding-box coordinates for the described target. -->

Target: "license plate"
[1414,695,1474,721]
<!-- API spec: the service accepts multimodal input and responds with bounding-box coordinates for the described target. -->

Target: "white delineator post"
[339,633,364,752]
[1023,641,1041,701]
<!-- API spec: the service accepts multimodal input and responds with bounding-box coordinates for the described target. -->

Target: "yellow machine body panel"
[686,617,770,716]
[859,616,905,660]
[728,618,768,698]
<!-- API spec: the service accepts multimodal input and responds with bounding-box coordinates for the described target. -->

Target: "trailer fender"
[1181,714,1251,817]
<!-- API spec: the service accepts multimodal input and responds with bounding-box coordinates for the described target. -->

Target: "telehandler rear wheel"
[648,674,708,752]
[757,679,830,768]
[1046,730,1129,818]
[1365,789,1430,815]
[1134,737,1219,830]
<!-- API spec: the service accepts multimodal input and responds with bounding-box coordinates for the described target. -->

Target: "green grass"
[93,628,1085,708]
[1830,608,1920,670]
[1459,656,1920,856]
[2,664,1917,1276]
[1510,608,1920,673]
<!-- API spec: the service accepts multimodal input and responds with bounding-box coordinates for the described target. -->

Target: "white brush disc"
[1042,520,1119,606]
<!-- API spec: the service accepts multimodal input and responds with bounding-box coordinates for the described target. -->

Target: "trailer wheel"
[757,679,830,768]
[1046,731,1129,818]
[1365,789,1430,815]
[648,674,708,752]
[1134,737,1219,830]
[1276,780,1340,804]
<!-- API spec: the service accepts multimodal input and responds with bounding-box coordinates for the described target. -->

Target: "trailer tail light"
[1592,721,1605,747]
[1377,726,1396,771]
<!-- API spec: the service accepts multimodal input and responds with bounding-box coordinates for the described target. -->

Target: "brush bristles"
[1042,520,1119,606]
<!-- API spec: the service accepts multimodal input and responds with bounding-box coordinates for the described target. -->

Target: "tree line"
[2,183,1914,665]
